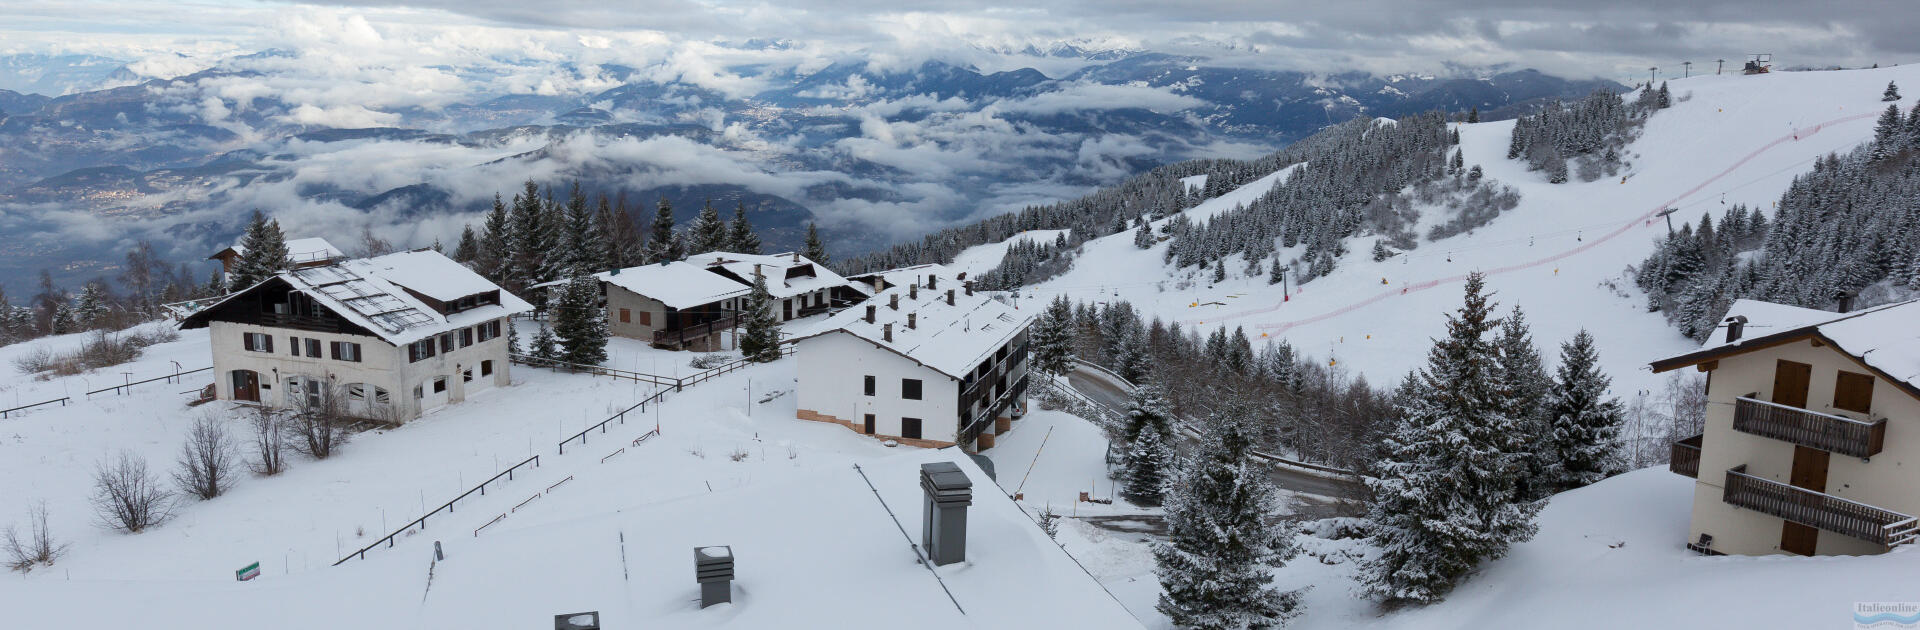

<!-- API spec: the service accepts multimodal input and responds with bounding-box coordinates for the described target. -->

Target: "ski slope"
[1013,65,1920,394]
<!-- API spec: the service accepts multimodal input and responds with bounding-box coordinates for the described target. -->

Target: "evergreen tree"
[597,194,646,270]
[1123,383,1174,443]
[1545,330,1623,492]
[1871,104,1904,161]
[1268,257,1285,285]
[686,200,729,255]
[1656,82,1671,108]
[1122,424,1174,506]
[477,193,512,283]
[1884,80,1902,102]
[506,180,553,291]
[1492,307,1553,500]
[1029,295,1076,377]
[453,225,480,264]
[728,203,762,254]
[1467,164,1483,182]
[645,197,681,263]
[1133,218,1155,249]
[230,210,290,290]
[558,181,604,276]
[804,222,830,265]
[1361,273,1541,604]
[552,275,609,366]
[1467,106,1480,123]
[528,322,560,363]
[73,280,109,330]
[738,272,783,362]
[1155,408,1302,628]
[1213,258,1227,283]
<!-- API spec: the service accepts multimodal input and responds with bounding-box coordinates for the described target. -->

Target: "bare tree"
[250,406,289,476]
[90,451,173,533]
[3,501,68,573]
[287,378,351,459]
[174,415,239,499]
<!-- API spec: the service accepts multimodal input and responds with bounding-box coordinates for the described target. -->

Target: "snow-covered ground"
[946,229,1070,277]
[1006,65,1920,396]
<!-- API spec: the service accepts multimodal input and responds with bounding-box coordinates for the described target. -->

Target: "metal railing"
[3,366,212,419]
[1670,434,1702,478]
[1723,465,1919,547]
[509,354,678,387]
[1732,396,1886,458]
[334,454,541,565]
[959,374,1029,448]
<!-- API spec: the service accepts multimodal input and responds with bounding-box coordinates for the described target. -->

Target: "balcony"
[653,313,742,347]
[1723,465,1919,547]
[1732,397,1886,459]
[1670,435,1702,478]
[260,312,347,334]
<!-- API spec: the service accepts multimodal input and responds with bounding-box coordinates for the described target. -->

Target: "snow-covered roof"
[845,263,952,298]
[685,251,851,300]
[210,237,346,265]
[185,249,531,346]
[792,268,1032,380]
[1653,297,1920,395]
[597,261,753,310]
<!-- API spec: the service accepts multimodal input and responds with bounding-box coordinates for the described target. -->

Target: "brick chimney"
[865,304,876,323]
[910,283,918,300]
[889,294,899,310]
[883,322,893,342]
[907,312,917,329]
[928,275,938,290]
[945,289,954,306]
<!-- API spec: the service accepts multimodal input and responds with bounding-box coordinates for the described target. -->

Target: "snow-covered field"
[1006,64,1920,397]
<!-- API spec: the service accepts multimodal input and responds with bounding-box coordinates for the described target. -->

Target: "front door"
[1780,444,1831,555]
[1772,360,1812,408]
[230,369,260,402]
[863,414,876,435]
[782,299,792,320]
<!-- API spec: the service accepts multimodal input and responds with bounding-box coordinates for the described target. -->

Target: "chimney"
[792,251,800,263]
[945,289,955,306]
[910,283,918,300]
[753,264,763,280]
[870,277,884,293]
[889,294,899,310]
[1724,315,1748,343]
[908,312,917,329]
[1836,290,1856,313]
[928,275,937,290]
[865,304,876,323]
[963,281,973,297]
[920,462,973,566]
[883,322,893,342]
[694,546,734,608]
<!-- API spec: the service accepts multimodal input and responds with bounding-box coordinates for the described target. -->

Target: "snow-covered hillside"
[1010,65,1920,394]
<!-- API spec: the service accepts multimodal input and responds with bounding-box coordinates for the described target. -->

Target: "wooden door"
[1834,371,1874,414]
[1781,522,1818,555]
[230,370,260,402]
[863,414,875,435]
[1772,360,1812,408]
[782,299,792,320]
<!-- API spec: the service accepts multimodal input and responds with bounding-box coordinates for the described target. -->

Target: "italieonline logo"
[1856,602,1920,629]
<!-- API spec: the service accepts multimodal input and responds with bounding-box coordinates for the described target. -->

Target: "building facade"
[1653,298,1920,556]
[587,251,858,351]
[791,266,1031,451]
[182,250,530,422]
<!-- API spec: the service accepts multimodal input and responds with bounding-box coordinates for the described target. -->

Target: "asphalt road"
[1064,365,1366,505]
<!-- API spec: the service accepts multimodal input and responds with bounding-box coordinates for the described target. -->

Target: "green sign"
[237,561,261,581]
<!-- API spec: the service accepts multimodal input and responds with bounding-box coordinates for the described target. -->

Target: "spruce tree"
[506,180,550,291]
[738,272,783,362]
[645,197,681,263]
[478,193,512,282]
[528,322,560,363]
[1546,330,1623,492]
[1122,424,1174,506]
[1467,164,1483,182]
[597,194,646,270]
[1212,258,1226,283]
[1656,82,1671,109]
[1155,407,1302,628]
[230,210,290,290]
[73,281,109,330]
[728,203,762,254]
[558,181,604,276]
[1546,153,1569,184]
[553,275,608,366]
[1493,306,1553,500]
[1467,106,1479,123]
[1123,383,1174,443]
[1029,295,1076,377]
[1361,273,1541,604]
[804,222,829,265]
[1883,80,1902,102]
[686,200,729,255]
[1133,219,1155,249]
[1268,257,1284,285]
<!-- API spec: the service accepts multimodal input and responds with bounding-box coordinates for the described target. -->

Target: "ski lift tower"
[1743,54,1772,75]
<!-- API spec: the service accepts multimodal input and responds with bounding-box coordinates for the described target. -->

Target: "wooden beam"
[1696,360,1718,372]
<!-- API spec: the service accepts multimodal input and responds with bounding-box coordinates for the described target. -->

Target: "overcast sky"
[3,0,1915,84]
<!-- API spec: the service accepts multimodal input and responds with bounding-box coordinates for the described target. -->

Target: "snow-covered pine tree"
[558,182,604,276]
[686,201,728,255]
[1116,326,1151,383]
[230,211,290,290]
[1546,330,1624,492]
[1121,423,1174,506]
[1656,82,1671,108]
[804,222,829,265]
[478,194,512,283]
[644,197,681,264]
[1492,306,1553,501]
[1872,104,1904,162]
[1123,383,1174,443]
[1467,164,1483,182]
[738,272,782,362]
[72,281,109,330]
[1467,106,1480,123]
[728,203,762,254]
[1155,406,1302,628]
[1212,258,1227,283]
[553,275,609,366]
[1037,506,1061,540]
[506,180,551,292]
[1546,151,1569,184]
[1133,218,1155,249]
[453,225,480,264]
[528,322,560,363]
[1028,295,1076,377]
[596,194,646,271]
[1361,273,1541,604]
[1268,257,1285,285]
[1884,80,1902,102]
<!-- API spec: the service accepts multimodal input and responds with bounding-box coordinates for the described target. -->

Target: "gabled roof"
[1651,297,1920,400]
[209,237,346,266]
[791,267,1031,380]
[685,251,851,300]
[846,263,951,297]
[594,261,753,310]
[182,249,530,346]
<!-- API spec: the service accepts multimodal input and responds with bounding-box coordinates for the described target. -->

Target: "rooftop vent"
[883,322,894,342]
[920,462,973,566]
[1836,290,1856,313]
[910,283,918,300]
[889,294,899,311]
[963,281,973,297]
[792,251,801,263]
[1724,315,1749,343]
[695,546,734,608]
[865,304,876,323]
[946,289,955,306]
[928,275,938,290]
[908,312,917,329]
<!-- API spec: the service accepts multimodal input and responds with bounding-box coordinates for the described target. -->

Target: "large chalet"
[589,251,858,350]
[181,249,531,422]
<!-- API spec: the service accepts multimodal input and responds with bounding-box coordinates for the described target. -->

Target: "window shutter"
[243,332,255,352]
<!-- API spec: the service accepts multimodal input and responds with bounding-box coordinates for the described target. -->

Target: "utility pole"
[1683,61,1692,78]
[1716,59,1725,75]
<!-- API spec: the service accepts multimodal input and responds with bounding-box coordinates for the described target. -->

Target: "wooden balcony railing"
[652,313,742,347]
[260,312,347,333]
[1670,434,1703,478]
[1732,397,1886,458]
[1723,465,1919,547]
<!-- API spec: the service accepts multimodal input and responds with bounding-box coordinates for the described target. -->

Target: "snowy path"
[1184,109,1877,332]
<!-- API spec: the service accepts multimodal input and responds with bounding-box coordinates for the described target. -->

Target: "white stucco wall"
[794,331,961,443]
[1686,338,1920,556]
[208,318,511,422]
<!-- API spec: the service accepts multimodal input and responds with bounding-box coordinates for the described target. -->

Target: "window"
[408,339,436,363]
[440,333,455,354]
[902,378,922,401]
[289,336,302,356]
[476,319,500,342]
[462,369,473,383]
[864,375,876,396]
[305,338,322,358]
[459,328,473,348]
[619,308,631,323]
[863,414,875,434]
[480,360,493,376]
[901,417,922,440]
[639,311,652,326]
[413,385,424,400]
[243,332,274,353]
[331,341,362,363]
[432,377,447,394]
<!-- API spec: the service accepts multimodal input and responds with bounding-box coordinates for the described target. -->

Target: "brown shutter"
[243,333,255,352]
[1834,371,1875,414]
[1771,360,1811,408]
